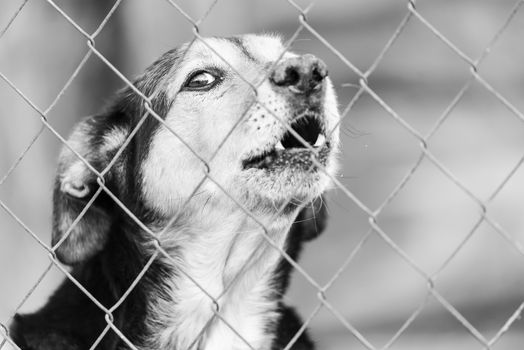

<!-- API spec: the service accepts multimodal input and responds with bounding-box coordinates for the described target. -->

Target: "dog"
[9,34,340,350]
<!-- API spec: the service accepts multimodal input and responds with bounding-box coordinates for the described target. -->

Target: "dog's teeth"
[275,141,285,150]
[314,134,326,147]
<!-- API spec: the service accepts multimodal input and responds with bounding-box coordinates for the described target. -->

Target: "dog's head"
[52,34,340,264]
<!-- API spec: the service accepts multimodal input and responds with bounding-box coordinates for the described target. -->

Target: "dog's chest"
[148,220,289,350]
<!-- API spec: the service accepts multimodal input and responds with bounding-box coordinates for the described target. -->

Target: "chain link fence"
[1,0,524,349]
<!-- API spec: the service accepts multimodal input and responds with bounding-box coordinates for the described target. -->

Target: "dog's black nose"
[270,54,328,94]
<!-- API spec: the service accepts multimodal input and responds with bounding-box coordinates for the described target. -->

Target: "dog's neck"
[144,200,298,350]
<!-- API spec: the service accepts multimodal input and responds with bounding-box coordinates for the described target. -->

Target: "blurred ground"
[1,1,524,349]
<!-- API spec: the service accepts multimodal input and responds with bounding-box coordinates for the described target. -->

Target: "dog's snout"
[270,54,327,94]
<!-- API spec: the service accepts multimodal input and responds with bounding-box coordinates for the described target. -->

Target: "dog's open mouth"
[242,114,330,171]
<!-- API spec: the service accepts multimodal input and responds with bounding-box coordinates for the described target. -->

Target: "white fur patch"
[144,209,293,350]
[243,34,288,63]
[101,127,128,153]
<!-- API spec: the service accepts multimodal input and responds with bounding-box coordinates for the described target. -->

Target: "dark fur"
[9,45,329,350]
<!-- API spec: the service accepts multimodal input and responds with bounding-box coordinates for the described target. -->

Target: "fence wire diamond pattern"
[1,0,524,349]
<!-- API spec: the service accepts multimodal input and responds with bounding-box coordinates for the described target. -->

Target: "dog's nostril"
[285,67,300,86]
[311,65,327,84]
[273,66,300,87]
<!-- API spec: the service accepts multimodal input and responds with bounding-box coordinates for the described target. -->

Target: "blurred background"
[1,0,524,349]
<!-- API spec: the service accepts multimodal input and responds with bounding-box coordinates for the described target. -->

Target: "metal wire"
[1,0,524,349]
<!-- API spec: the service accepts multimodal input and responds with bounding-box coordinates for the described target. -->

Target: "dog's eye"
[183,71,220,91]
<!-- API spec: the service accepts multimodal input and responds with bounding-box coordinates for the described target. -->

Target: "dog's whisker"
[292,217,317,224]
[309,201,318,237]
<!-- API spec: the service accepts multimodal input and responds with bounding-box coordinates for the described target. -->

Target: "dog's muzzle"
[242,55,332,172]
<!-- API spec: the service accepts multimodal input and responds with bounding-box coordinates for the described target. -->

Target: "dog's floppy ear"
[52,115,126,265]
[291,196,328,241]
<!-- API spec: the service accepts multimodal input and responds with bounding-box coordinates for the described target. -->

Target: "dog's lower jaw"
[144,210,297,350]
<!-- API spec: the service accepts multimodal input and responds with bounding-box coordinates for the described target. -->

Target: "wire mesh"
[1,0,524,349]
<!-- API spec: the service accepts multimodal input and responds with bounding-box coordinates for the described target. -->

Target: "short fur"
[10,34,339,350]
